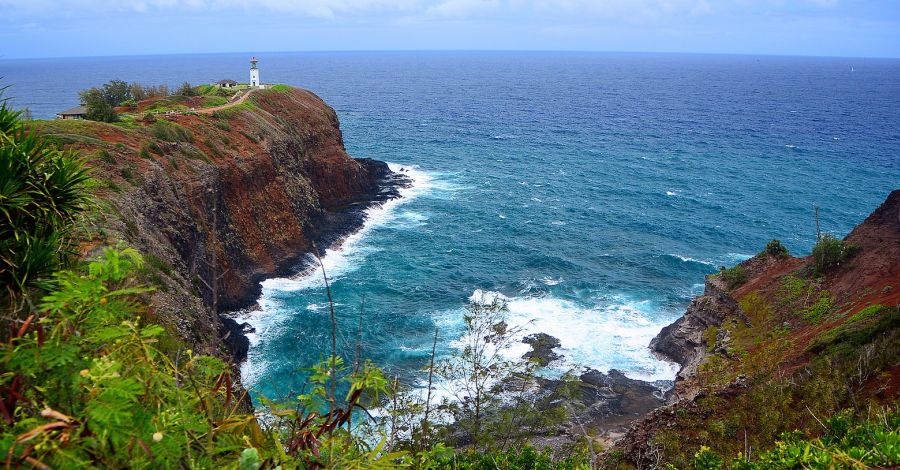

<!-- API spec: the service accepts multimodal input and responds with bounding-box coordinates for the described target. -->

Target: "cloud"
[0,0,851,21]
[0,0,420,19]
[424,0,499,18]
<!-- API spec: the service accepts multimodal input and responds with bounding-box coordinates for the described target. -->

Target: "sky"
[1,0,899,59]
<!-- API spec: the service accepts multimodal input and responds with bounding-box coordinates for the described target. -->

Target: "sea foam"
[237,163,436,389]
[437,289,680,382]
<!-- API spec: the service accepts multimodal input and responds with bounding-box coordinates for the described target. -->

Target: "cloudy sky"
[1,0,898,58]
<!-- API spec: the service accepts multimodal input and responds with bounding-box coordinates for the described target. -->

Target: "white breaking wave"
[237,163,438,389]
[437,289,679,382]
[669,253,717,267]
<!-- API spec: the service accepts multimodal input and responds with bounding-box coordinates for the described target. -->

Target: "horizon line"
[3,48,899,62]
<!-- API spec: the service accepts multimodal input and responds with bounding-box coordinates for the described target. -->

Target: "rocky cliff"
[34,87,404,364]
[609,190,900,467]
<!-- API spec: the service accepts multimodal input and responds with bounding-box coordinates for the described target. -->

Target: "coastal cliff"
[33,87,403,363]
[609,190,900,467]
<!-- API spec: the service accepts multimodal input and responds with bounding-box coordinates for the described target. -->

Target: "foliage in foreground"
[0,90,91,308]
[0,246,589,468]
[691,408,899,469]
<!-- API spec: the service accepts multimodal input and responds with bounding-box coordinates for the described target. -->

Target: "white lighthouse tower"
[249,57,260,87]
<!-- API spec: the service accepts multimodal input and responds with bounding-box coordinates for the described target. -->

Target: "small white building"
[250,57,260,87]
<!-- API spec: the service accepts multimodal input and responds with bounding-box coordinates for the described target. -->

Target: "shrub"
[719,265,748,290]
[801,292,834,324]
[693,446,724,470]
[214,119,231,131]
[812,234,858,275]
[95,148,115,164]
[152,120,193,143]
[763,239,789,258]
[729,410,900,469]
[176,81,195,97]
[739,292,773,325]
[0,93,91,303]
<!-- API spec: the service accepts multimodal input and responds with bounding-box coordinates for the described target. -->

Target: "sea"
[3,51,898,401]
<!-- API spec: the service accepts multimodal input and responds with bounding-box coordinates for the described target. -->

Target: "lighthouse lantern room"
[250,57,260,87]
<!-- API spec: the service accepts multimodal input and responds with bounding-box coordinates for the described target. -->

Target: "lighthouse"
[250,57,260,87]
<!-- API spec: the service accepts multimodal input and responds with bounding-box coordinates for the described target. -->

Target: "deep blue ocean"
[3,52,898,400]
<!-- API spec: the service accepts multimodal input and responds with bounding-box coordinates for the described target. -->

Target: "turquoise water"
[3,52,899,400]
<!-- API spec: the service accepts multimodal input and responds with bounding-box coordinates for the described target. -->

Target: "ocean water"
[3,52,898,401]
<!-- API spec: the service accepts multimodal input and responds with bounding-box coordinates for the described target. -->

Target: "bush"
[801,292,834,324]
[729,410,900,469]
[763,239,789,258]
[719,265,748,290]
[0,92,91,303]
[176,81,195,97]
[812,234,858,275]
[152,120,193,143]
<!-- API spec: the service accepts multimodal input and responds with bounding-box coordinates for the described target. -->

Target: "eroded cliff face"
[611,190,900,466]
[36,88,401,362]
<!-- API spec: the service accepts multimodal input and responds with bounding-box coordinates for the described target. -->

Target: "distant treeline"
[79,80,194,122]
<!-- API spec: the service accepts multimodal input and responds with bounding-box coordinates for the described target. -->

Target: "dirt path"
[194,89,255,114]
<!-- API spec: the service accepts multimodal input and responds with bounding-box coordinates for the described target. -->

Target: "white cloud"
[0,0,851,21]
[425,0,499,18]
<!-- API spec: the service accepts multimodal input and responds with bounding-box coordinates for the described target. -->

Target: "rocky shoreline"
[520,268,749,447]
[220,160,412,363]
[521,331,673,448]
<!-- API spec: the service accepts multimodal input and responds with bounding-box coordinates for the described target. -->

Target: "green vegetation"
[0,91,91,305]
[203,95,229,107]
[688,409,899,469]
[79,79,172,122]
[269,84,293,93]
[176,81,196,97]
[812,233,859,275]
[6,91,896,469]
[800,291,835,324]
[809,304,900,354]
[152,120,194,143]
[762,239,789,258]
[1,100,588,466]
[717,265,747,290]
[79,87,118,122]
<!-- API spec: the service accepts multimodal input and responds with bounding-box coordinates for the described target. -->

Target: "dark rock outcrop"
[650,275,741,399]
[522,333,563,366]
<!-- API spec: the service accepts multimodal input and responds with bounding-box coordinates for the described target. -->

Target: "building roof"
[217,79,238,85]
[57,106,88,116]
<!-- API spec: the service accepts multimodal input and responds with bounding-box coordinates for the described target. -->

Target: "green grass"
[808,305,899,353]
[268,84,292,92]
[201,96,228,107]
[152,120,193,143]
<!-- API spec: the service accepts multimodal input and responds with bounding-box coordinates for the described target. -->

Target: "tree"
[176,81,195,97]
[79,87,118,122]
[435,296,536,450]
[101,79,132,106]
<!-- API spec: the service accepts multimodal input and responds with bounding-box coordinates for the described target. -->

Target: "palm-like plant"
[0,89,91,313]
